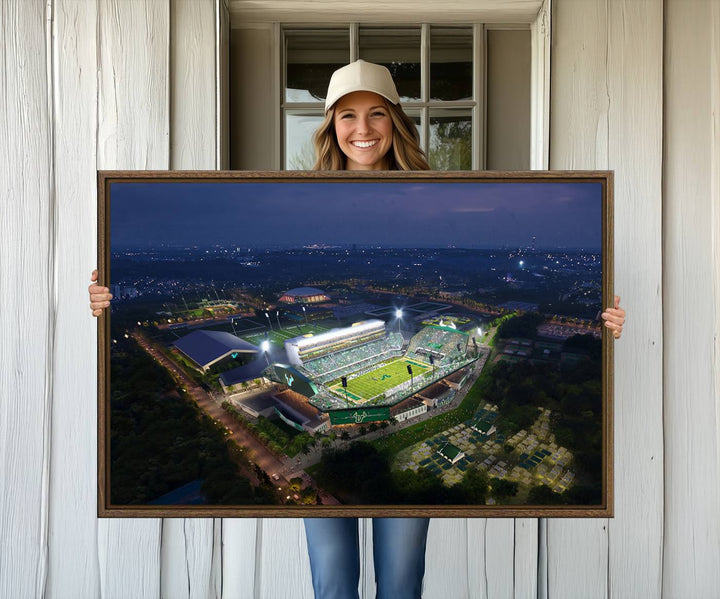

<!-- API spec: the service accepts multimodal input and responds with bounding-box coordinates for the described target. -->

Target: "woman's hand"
[601,295,625,339]
[89,269,112,317]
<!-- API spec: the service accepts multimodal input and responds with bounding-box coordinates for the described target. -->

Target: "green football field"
[329,358,430,402]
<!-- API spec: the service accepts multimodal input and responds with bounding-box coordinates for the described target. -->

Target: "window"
[229,23,531,171]
[283,25,480,170]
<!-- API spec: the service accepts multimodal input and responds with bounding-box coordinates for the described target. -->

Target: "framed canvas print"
[97,170,613,518]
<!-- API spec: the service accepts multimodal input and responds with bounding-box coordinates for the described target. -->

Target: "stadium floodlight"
[477,327,482,336]
[265,311,273,331]
[395,308,403,319]
[261,339,271,366]
[276,310,282,330]
[341,376,349,406]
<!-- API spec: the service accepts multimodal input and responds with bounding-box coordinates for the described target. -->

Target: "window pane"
[285,112,324,169]
[286,30,349,103]
[429,109,472,170]
[359,28,421,102]
[402,109,423,149]
[430,27,473,101]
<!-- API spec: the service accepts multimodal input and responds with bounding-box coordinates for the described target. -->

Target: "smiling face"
[333,91,394,170]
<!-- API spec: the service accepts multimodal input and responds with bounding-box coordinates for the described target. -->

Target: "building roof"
[174,330,258,369]
[444,367,469,385]
[242,394,279,412]
[472,419,495,433]
[438,442,463,461]
[282,287,328,297]
[417,381,450,399]
[286,319,385,350]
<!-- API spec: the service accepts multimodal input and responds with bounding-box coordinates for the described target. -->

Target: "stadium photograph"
[100,173,611,516]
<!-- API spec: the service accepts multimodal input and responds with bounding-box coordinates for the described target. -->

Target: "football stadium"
[262,318,483,425]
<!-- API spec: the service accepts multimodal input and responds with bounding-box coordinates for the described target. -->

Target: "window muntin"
[281,25,520,171]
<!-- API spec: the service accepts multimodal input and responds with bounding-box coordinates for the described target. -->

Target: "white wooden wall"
[1,0,718,597]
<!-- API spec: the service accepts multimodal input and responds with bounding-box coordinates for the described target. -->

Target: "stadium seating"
[302,332,404,384]
[406,326,469,365]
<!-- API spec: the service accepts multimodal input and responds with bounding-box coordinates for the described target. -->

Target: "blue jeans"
[303,517,431,599]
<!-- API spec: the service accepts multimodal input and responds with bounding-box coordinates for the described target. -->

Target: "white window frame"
[281,23,486,170]
[233,1,551,171]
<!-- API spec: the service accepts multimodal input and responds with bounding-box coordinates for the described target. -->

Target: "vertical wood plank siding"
[548,1,664,598]
[663,1,720,596]
[0,1,52,598]
[221,518,259,598]
[424,518,473,598]
[47,0,101,596]
[257,518,315,598]
[2,0,719,597]
[162,2,222,598]
[605,1,664,597]
[96,0,169,595]
[548,2,610,593]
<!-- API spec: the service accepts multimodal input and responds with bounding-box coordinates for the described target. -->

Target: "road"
[131,331,338,504]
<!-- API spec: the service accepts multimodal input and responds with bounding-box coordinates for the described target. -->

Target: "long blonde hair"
[312,100,430,171]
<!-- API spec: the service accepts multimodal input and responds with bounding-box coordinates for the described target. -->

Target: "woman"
[89,60,626,599]
[301,60,433,599]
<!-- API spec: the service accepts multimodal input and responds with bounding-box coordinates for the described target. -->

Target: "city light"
[519,260,524,267]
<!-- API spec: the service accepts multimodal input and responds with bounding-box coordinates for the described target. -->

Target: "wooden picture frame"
[98,170,613,518]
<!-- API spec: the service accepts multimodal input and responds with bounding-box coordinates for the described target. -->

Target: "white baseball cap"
[324,60,400,112]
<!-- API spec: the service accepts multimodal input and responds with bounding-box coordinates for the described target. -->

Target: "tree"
[527,484,564,505]
[300,487,317,505]
[457,468,489,504]
[490,479,518,502]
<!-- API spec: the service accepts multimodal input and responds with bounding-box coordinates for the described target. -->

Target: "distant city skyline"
[110,181,603,250]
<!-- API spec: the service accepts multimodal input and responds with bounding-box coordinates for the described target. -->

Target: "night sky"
[110,181,602,250]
